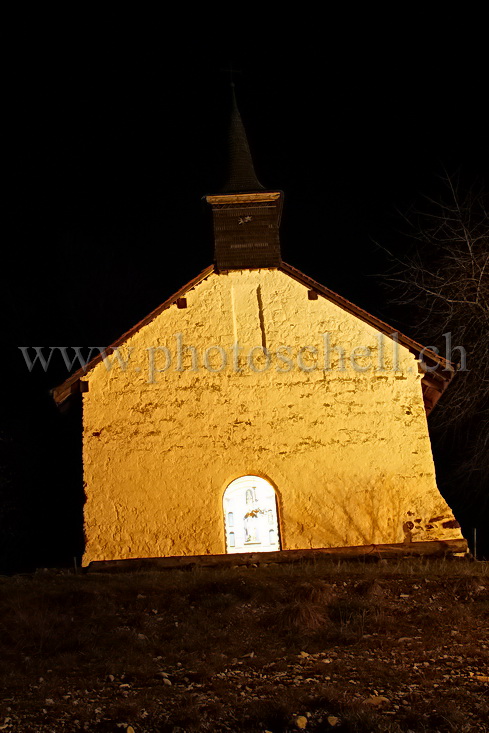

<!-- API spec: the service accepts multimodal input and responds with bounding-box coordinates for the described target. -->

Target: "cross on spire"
[220,64,242,85]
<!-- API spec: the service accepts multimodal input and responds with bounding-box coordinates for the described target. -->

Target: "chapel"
[53,89,465,566]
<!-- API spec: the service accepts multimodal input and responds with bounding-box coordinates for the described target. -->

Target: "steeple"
[206,86,283,270]
[220,85,265,193]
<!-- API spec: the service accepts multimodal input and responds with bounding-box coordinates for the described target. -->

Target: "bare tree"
[383,175,489,502]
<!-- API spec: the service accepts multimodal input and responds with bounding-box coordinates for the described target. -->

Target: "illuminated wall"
[81,269,462,564]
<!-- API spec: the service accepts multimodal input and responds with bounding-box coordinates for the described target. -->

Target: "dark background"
[2,27,488,571]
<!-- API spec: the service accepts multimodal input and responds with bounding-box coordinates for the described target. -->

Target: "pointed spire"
[220,84,265,193]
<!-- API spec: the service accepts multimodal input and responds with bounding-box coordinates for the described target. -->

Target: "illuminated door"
[223,476,280,553]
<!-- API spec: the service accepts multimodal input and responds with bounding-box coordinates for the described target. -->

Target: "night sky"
[3,30,488,570]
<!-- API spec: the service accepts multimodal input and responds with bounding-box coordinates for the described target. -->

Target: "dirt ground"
[0,559,488,732]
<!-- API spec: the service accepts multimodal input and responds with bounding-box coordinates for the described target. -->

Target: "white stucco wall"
[81,269,462,564]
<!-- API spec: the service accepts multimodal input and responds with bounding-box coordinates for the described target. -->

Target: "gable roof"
[51,263,454,412]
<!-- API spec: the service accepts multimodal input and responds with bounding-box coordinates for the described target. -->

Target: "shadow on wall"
[283,475,460,549]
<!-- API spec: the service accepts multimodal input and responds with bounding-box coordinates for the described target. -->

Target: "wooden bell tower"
[206,86,283,270]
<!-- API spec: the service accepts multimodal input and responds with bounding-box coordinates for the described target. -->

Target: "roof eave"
[279,262,454,375]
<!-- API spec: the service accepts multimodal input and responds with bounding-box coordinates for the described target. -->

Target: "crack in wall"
[256,285,267,350]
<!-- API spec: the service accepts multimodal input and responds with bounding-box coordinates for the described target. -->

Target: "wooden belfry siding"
[213,202,281,269]
[207,192,283,270]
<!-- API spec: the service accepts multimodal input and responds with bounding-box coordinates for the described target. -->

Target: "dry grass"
[0,558,488,731]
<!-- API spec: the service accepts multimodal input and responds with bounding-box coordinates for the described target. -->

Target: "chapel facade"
[53,89,464,565]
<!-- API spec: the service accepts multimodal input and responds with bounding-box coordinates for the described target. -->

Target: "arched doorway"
[223,476,281,553]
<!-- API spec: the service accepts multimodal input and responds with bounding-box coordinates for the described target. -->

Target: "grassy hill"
[0,559,488,732]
